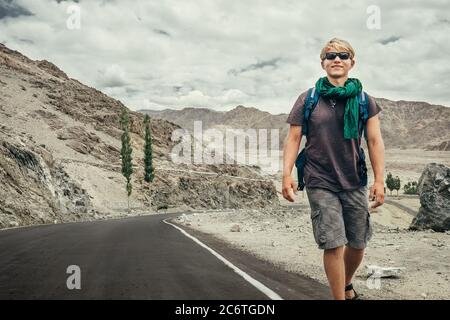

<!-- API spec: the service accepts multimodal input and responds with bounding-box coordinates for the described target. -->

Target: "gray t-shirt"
[286,89,382,192]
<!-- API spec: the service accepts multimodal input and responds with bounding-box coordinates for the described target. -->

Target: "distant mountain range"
[139,99,450,151]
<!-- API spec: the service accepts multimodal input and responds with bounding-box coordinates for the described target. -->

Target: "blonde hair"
[320,38,355,60]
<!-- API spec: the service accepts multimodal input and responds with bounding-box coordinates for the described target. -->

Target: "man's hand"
[369,181,385,210]
[282,175,298,202]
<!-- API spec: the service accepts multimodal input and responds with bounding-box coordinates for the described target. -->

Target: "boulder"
[410,163,450,232]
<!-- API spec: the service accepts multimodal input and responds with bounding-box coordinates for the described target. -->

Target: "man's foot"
[345,283,360,300]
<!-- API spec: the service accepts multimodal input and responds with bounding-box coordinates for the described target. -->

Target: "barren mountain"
[0,44,279,229]
[140,98,450,151]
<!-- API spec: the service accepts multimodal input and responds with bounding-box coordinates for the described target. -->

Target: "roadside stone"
[230,224,240,232]
[9,221,19,227]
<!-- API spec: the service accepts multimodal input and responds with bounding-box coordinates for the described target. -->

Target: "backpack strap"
[357,91,369,187]
[358,91,369,141]
[301,87,320,137]
[296,88,319,191]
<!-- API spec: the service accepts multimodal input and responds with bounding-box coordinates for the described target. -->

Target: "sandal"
[345,283,360,300]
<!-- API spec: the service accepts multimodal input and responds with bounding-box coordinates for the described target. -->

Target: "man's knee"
[324,246,344,257]
[345,245,365,254]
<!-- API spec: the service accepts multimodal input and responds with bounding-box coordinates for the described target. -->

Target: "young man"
[282,38,385,300]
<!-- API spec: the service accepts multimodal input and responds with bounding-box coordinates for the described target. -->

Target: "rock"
[410,163,450,232]
[432,243,445,248]
[2,207,14,215]
[366,265,405,278]
[9,221,19,227]
[36,60,69,79]
[230,224,240,232]
[425,141,450,151]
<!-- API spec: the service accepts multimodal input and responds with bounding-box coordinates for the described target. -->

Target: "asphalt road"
[0,214,330,300]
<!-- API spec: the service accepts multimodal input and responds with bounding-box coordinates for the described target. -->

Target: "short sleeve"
[286,91,308,125]
[367,94,382,119]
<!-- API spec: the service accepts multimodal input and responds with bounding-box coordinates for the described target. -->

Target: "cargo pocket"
[311,209,326,245]
[365,211,373,243]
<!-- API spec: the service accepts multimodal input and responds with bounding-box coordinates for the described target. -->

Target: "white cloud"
[98,64,129,88]
[0,0,449,113]
[138,89,249,111]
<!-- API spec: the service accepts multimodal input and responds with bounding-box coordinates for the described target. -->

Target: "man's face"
[321,48,355,78]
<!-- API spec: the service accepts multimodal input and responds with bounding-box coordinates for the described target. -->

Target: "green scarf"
[315,77,362,140]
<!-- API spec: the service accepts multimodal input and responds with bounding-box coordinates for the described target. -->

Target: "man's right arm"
[282,125,302,202]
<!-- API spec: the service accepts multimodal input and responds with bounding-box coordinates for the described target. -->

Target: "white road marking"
[163,218,283,300]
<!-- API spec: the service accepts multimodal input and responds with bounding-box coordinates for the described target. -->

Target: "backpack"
[295,88,369,191]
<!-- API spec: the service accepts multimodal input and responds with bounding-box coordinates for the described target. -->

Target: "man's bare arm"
[366,114,385,207]
[282,125,302,201]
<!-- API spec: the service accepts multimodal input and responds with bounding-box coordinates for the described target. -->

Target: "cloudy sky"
[1,0,449,113]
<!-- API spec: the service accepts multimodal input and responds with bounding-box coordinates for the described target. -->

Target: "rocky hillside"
[0,44,279,229]
[140,98,450,151]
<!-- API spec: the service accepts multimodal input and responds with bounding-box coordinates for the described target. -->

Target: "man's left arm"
[366,114,385,208]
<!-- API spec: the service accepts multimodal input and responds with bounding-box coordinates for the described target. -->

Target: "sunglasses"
[324,52,351,60]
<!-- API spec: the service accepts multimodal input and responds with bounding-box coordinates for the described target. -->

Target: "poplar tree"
[143,114,155,184]
[120,108,133,214]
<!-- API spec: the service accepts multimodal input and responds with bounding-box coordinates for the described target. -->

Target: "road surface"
[0,213,330,299]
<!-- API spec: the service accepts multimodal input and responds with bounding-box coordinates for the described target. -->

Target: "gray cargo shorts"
[305,185,373,250]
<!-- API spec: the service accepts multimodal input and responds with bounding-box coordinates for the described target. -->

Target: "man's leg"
[340,186,374,299]
[344,246,365,298]
[306,187,348,300]
[324,246,345,300]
